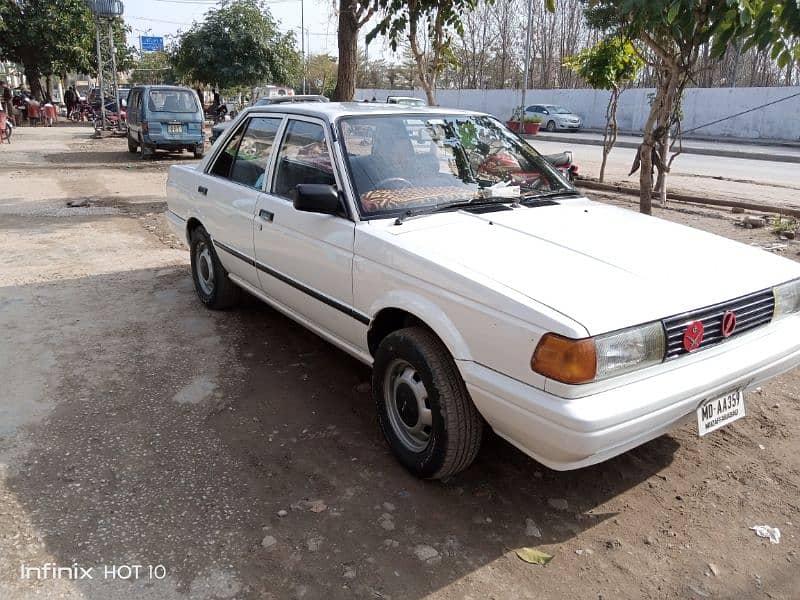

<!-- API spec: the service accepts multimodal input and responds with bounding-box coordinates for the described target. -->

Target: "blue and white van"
[126,85,204,159]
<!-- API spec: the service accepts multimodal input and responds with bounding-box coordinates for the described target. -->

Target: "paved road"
[532,131,800,162]
[531,137,800,210]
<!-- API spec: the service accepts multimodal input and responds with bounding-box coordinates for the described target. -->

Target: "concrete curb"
[577,179,800,218]
[527,133,800,164]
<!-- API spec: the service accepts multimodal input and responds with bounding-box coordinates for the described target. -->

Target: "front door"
[253,117,362,348]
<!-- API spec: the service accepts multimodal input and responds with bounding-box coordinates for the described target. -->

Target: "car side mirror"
[294,184,340,215]
[542,109,549,115]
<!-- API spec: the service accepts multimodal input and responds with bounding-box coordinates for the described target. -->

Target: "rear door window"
[148,89,198,113]
[229,117,283,190]
[209,122,247,179]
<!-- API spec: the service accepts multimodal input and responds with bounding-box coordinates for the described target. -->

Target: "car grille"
[662,288,775,359]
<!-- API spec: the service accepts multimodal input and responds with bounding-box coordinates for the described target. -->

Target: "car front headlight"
[531,322,665,384]
[773,278,800,320]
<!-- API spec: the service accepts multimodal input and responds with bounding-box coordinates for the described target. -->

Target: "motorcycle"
[93,101,126,132]
[70,99,94,122]
[543,150,579,182]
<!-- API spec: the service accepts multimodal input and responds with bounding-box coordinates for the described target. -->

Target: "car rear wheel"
[139,135,152,159]
[546,120,556,132]
[193,145,204,159]
[190,226,241,309]
[127,132,138,153]
[373,327,483,479]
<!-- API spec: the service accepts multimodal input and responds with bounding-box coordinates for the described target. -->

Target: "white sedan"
[166,103,800,479]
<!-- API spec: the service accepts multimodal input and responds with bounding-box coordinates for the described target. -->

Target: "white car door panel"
[200,116,283,287]
[253,117,362,348]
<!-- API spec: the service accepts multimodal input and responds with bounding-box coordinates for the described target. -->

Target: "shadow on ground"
[3,266,679,599]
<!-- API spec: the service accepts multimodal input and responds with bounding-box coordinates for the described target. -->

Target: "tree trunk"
[600,87,619,183]
[655,131,669,206]
[24,63,44,101]
[638,72,675,215]
[332,0,358,102]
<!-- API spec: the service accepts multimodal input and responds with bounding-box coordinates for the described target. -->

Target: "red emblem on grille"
[683,321,705,352]
[721,310,737,337]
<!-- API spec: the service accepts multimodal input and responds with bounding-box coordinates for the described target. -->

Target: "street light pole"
[301,0,306,94]
[519,0,533,133]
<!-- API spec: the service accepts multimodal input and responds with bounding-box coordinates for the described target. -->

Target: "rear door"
[195,115,283,287]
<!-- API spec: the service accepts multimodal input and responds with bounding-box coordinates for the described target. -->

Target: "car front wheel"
[373,327,483,479]
[546,120,556,132]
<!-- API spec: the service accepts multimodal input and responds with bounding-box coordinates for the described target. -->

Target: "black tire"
[139,135,153,159]
[373,327,483,479]
[546,120,556,132]
[189,226,241,309]
[127,133,138,153]
[193,145,204,159]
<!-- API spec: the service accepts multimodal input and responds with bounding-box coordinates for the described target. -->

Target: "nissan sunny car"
[166,103,800,479]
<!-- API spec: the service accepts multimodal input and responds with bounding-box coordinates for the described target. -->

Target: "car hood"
[386,198,800,335]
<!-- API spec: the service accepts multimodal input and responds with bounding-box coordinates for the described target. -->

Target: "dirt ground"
[1,125,798,600]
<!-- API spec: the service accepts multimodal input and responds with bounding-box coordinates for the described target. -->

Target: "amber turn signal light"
[531,333,597,384]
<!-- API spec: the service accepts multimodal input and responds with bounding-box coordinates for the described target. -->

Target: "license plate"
[168,124,182,134]
[697,389,745,436]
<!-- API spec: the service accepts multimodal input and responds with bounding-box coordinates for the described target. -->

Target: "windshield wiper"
[520,189,581,202]
[394,197,515,225]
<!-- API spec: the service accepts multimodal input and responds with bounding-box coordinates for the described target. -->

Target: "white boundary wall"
[358,87,800,141]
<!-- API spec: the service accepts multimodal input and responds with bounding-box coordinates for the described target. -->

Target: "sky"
[124,0,373,58]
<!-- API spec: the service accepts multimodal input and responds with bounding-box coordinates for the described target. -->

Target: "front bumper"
[557,120,581,130]
[459,314,800,470]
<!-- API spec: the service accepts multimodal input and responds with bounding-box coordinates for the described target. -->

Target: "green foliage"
[367,0,479,52]
[131,51,177,85]
[305,54,338,96]
[0,0,133,94]
[171,0,301,89]
[563,36,642,91]
[746,0,800,68]
[772,215,798,235]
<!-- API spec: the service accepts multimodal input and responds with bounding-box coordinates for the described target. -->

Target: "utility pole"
[301,0,306,94]
[519,0,533,133]
[85,1,124,133]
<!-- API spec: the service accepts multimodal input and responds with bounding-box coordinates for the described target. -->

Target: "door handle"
[258,209,274,223]
[197,185,208,195]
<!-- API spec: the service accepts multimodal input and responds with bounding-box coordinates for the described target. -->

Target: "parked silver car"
[525,104,582,132]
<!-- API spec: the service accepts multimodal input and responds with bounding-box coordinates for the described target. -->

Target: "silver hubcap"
[384,359,432,452]
[195,242,215,296]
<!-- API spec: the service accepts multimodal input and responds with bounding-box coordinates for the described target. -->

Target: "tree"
[564,36,642,182]
[172,0,299,90]
[332,0,374,101]
[0,0,96,99]
[367,0,484,105]
[131,51,177,85]
[306,53,339,96]
[583,1,757,214]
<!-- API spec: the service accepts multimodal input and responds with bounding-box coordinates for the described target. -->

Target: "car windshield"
[148,90,198,113]
[549,106,572,114]
[339,114,572,218]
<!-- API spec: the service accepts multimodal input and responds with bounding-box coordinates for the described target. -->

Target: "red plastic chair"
[27,101,41,125]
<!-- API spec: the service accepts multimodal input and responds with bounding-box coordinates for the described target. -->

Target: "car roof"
[133,85,193,92]
[239,101,483,122]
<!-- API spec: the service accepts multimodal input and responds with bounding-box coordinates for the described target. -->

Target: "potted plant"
[506,107,542,135]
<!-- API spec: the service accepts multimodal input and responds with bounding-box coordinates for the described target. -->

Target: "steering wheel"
[376,177,414,190]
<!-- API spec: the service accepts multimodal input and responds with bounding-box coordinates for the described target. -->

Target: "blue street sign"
[140,36,164,52]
